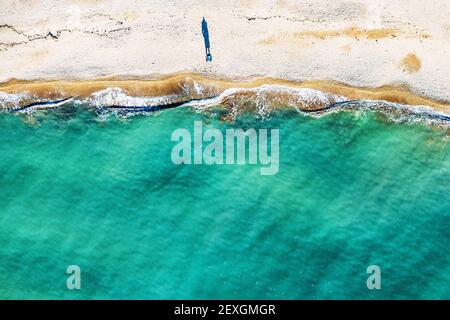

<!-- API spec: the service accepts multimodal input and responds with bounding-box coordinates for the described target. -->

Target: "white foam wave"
[0,91,31,110]
[81,87,179,107]
[1,85,448,125]
[182,85,347,119]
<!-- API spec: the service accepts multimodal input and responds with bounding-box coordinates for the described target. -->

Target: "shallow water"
[0,105,448,299]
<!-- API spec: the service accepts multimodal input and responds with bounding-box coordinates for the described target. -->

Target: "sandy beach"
[1,0,449,112]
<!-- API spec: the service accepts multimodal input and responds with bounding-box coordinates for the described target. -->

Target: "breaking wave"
[0,84,449,125]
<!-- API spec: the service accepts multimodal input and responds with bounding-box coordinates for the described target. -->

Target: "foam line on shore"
[1,73,449,113]
[10,97,74,113]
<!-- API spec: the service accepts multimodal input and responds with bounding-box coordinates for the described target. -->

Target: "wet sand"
[1,73,449,113]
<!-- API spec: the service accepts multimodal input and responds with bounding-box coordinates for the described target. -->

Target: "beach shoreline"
[1,73,449,114]
[1,0,449,107]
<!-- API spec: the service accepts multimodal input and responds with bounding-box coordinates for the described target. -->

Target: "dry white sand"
[1,0,449,103]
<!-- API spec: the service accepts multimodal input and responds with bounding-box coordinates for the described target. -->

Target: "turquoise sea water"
[0,105,448,299]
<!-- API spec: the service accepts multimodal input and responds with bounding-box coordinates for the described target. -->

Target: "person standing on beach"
[201,17,212,62]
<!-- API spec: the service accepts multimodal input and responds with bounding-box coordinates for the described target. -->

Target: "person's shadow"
[201,17,212,62]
